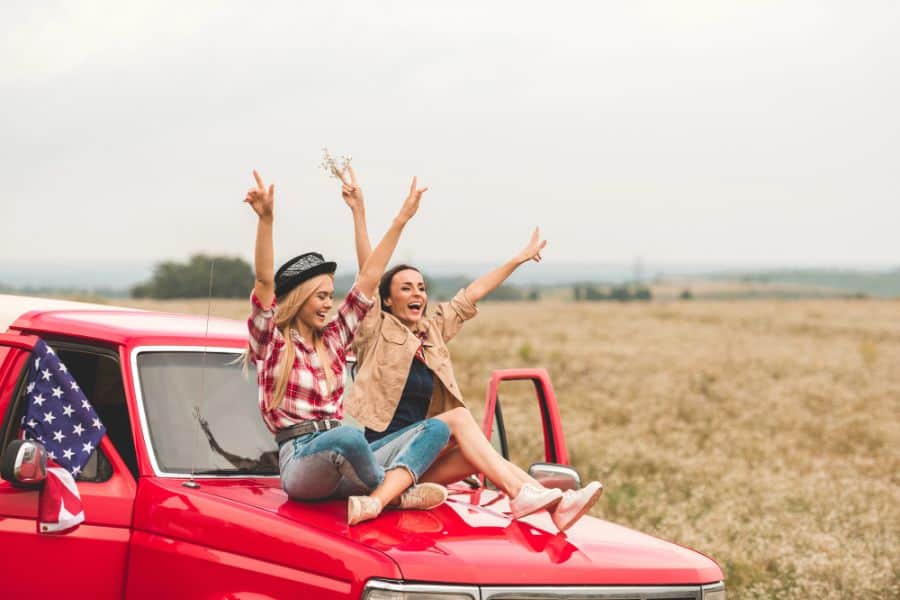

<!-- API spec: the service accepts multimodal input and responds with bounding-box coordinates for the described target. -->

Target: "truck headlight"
[702,581,726,600]
[363,580,478,600]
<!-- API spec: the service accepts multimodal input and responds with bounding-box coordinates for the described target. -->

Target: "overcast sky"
[2,0,898,272]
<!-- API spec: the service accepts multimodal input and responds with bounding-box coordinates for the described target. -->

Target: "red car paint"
[0,298,724,599]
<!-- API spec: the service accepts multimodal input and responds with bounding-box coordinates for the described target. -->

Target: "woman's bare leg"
[369,467,414,508]
[419,446,478,485]
[434,407,541,496]
[507,462,539,488]
[419,444,536,492]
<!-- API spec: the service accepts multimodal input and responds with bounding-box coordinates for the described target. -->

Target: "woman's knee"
[281,452,342,500]
[439,407,475,433]
[422,418,451,445]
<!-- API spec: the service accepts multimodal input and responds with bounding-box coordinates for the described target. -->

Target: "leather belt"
[275,419,342,446]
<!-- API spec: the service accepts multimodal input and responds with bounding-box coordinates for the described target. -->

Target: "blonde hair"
[266,274,337,411]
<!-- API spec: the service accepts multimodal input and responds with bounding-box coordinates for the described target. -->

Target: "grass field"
[121,296,900,599]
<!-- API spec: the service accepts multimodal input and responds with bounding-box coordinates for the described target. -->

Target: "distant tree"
[333,273,355,298]
[482,284,525,302]
[572,283,653,302]
[425,276,471,301]
[632,285,652,301]
[527,289,540,301]
[680,288,694,300]
[609,285,631,302]
[585,285,608,301]
[131,254,254,299]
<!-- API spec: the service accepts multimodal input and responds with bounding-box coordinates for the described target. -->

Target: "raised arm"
[356,177,428,298]
[339,165,373,270]
[244,170,276,307]
[465,227,547,303]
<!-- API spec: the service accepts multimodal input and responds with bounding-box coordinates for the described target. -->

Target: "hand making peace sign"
[396,176,428,224]
[244,170,275,221]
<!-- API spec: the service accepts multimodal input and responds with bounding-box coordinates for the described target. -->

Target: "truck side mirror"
[0,439,49,489]
[528,462,581,491]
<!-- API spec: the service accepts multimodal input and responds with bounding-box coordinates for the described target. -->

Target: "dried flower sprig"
[319,147,352,180]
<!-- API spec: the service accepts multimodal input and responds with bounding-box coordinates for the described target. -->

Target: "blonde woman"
[244,169,449,525]
[339,171,603,532]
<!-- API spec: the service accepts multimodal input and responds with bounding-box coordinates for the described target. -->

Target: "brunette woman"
[244,169,449,525]
[339,169,602,531]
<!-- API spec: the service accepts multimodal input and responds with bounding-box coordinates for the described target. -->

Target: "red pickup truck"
[0,295,725,599]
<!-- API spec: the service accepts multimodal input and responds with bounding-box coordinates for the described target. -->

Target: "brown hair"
[379,264,424,313]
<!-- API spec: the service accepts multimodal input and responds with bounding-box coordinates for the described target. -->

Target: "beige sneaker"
[398,483,448,510]
[509,483,564,519]
[550,481,603,532]
[348,496,383,526]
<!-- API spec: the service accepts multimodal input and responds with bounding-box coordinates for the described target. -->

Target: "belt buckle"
[323,420,333,431]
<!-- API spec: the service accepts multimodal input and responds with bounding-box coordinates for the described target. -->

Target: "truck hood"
[196,481,723,586]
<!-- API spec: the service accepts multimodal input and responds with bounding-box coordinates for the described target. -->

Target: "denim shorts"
[279,418,449,501]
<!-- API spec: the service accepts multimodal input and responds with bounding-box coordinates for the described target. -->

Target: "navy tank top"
[364,357,435,443]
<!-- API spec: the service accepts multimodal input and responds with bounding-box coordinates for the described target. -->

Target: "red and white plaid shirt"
[248,285,375,433]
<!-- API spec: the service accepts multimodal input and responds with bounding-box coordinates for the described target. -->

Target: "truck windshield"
[136,350,278,475]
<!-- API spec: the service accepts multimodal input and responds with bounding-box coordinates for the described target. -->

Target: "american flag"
[21,338,106,532]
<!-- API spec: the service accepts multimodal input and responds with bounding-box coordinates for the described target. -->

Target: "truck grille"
[481,586,701,599]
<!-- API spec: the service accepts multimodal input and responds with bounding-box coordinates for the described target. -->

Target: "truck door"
[0,334,137,599]
[480,368,581,490]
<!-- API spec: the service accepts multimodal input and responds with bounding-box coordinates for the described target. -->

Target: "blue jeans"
[279,419,450,501]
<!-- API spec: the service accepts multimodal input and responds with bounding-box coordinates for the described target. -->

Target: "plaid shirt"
[248,285,374,433]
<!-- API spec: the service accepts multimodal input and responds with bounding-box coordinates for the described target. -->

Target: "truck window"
[135,350,277,475]
[490,380,549,470]
[2,344,128,482]
[54,347,139,480]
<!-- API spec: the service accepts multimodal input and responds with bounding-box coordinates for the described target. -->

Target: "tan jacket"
[345,288,478,431]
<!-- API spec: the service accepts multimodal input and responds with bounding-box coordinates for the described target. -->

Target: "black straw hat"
[274,252,337,299]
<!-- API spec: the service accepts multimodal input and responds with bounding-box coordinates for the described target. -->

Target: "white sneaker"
[509,483,564,519]
[550,481,603,532]
[348,496,383,526]
[398,483,448,510]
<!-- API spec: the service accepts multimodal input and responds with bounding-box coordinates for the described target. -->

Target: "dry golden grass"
[119,297,900,599]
